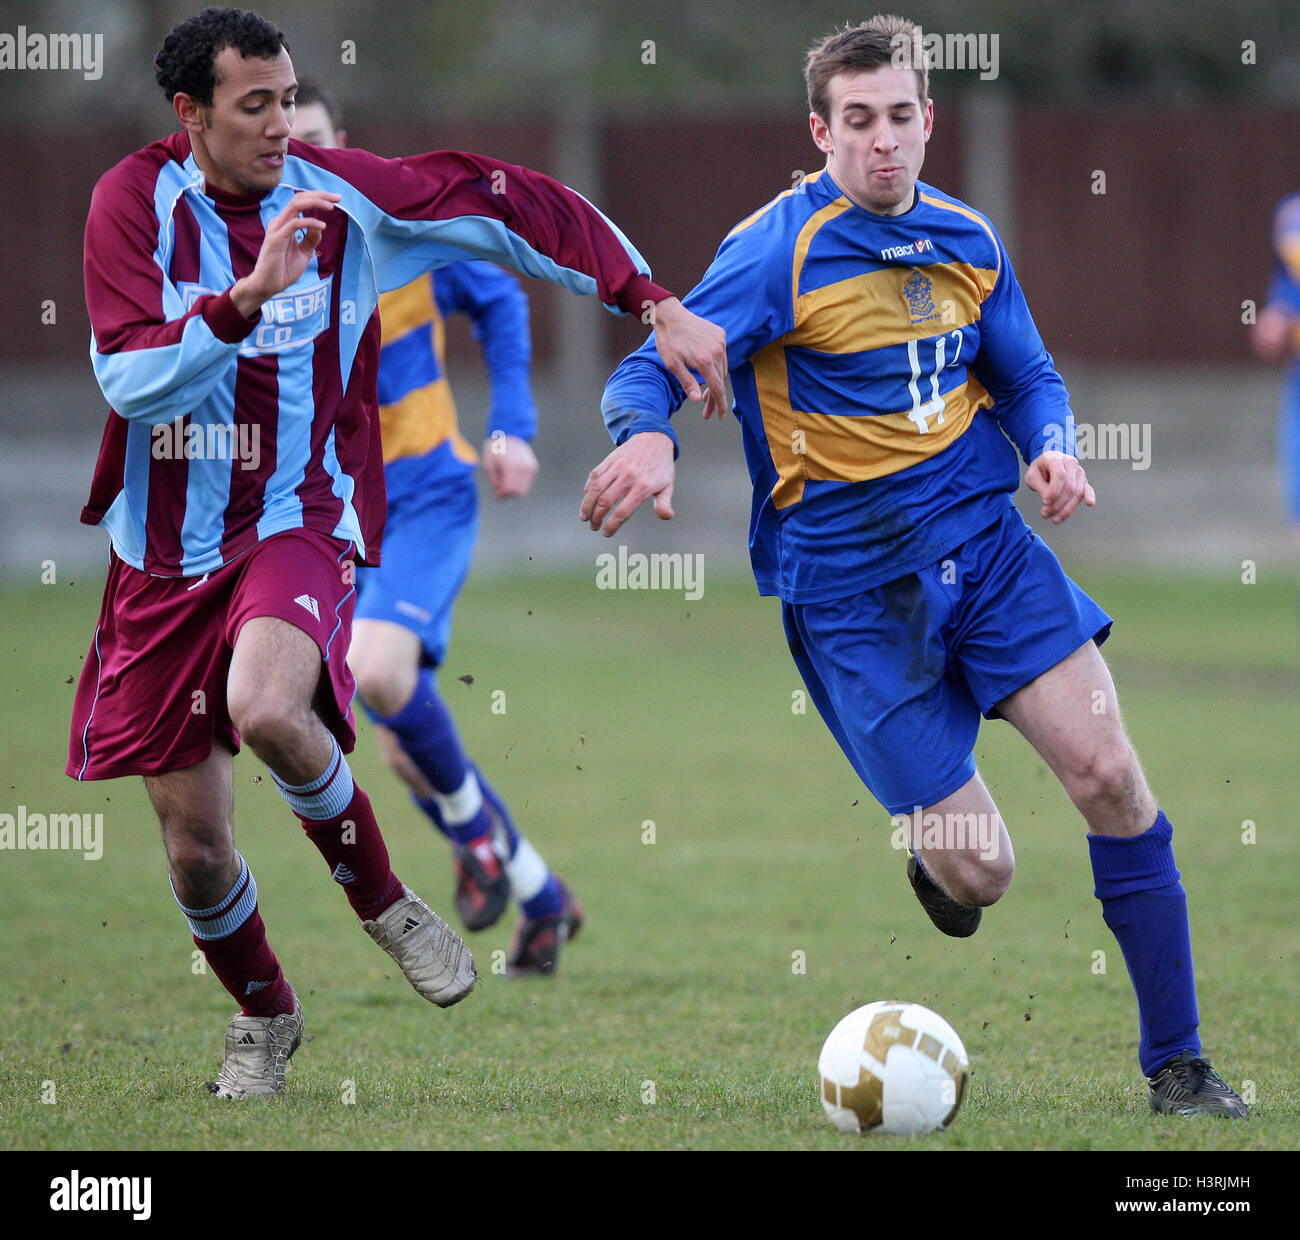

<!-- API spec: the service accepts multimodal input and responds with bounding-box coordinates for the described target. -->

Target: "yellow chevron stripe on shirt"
[1279,236,1300,284]
[726,169,829,242]
[790,197,854,316]
[919,193,1002,278]
[377,383,477,465]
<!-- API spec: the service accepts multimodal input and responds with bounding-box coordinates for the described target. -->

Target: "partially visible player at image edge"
[66,7,725,1098]
[292,80,582,975]
[1250,189,1300,551]
[584,14,1247,1119]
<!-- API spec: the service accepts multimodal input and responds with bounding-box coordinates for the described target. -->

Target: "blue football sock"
[475,766,521,857]
[369,670,492,842]
[420,770,559,914]
[366,669,468,793]
[520,872,565,920]
[369,672,559,909]
[413,793,450,841]
[1088,810,1201,1077]
[471,768,562,914]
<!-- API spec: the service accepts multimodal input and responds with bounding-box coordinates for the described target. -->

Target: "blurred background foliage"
[1,0,1296,123]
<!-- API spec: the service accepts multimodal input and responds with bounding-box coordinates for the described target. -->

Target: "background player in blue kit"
[1251,190,1300,546]
[582,15,1247,1117]
[293,83,582,975]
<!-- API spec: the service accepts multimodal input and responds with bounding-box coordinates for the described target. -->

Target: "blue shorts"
[781,508,1112,816]
[355,475,478,668]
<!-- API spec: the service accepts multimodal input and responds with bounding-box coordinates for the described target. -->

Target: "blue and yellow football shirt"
[377,260,536,502]
[1268,191,1300,357]
[602,170,1076,603]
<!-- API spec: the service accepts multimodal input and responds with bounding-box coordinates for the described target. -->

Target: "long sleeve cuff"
[202,290,261,344]
[615,274,674,317]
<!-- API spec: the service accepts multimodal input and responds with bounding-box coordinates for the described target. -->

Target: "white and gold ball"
[818,1000,969,1135]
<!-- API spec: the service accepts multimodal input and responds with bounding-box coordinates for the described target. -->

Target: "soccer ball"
[818,1000,969,1135]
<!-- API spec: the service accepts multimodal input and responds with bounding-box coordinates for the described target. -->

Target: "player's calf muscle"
[144,753,237,905]
[1067,739,1156,836]
[1000,644,1156,834]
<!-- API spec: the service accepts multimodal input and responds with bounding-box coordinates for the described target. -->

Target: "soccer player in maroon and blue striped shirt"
[66,6,726,1098]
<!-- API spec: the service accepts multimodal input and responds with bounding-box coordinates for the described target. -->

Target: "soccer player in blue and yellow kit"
[293,85,581,974]
[583,16,1247,1117]
[1251,190,1300,545]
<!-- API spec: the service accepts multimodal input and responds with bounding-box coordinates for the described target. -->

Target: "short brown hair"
[805,15,928,121]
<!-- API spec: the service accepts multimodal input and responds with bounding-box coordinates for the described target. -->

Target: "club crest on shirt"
[179,276,332,356]
[903,269,941,325]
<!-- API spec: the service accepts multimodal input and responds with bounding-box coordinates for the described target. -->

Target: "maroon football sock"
[174,855,295,1017]
[300,785,404,920]
[195,907,295,1018]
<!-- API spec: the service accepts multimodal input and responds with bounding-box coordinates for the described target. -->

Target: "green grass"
[1,564,1297,1150]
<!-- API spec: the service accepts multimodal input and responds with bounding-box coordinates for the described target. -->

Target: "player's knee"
[353,661,414,718]
[163,829,233,891]
[228,690,312,761]
[1068,738,1142,814]
[945,854,1013,908]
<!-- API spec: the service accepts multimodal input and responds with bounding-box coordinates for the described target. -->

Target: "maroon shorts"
[68,530,360,781]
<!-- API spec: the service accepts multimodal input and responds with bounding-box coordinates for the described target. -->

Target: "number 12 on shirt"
[906,330,964,433]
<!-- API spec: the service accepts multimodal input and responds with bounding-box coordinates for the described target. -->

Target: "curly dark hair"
[155,7,289,105]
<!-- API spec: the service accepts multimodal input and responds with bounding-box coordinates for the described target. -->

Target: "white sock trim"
[433,769,483,828]
[505,837,548,902]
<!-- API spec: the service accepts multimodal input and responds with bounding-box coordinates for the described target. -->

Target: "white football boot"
[208,991,303,1099]
[362,886,476,1007]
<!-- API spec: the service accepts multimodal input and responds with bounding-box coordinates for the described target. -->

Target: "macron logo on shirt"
[880,238,934,261]
[294,594,320,622]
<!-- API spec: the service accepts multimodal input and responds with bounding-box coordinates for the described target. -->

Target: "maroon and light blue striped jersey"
[81,130,669,577]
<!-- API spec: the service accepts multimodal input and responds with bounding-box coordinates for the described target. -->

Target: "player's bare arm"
[650,297,729,419]
[580,430,675,535]
[231,189,342,316]
[1025,449,1096,524]
[482,434,539,499]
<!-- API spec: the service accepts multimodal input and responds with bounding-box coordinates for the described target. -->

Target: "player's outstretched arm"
[1025,450,1096,524]
[580,431,676,536]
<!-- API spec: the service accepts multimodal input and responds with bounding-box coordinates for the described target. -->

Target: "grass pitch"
[1,563,1296,1152]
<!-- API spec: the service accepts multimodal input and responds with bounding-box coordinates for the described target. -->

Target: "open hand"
[579,431,676,536]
